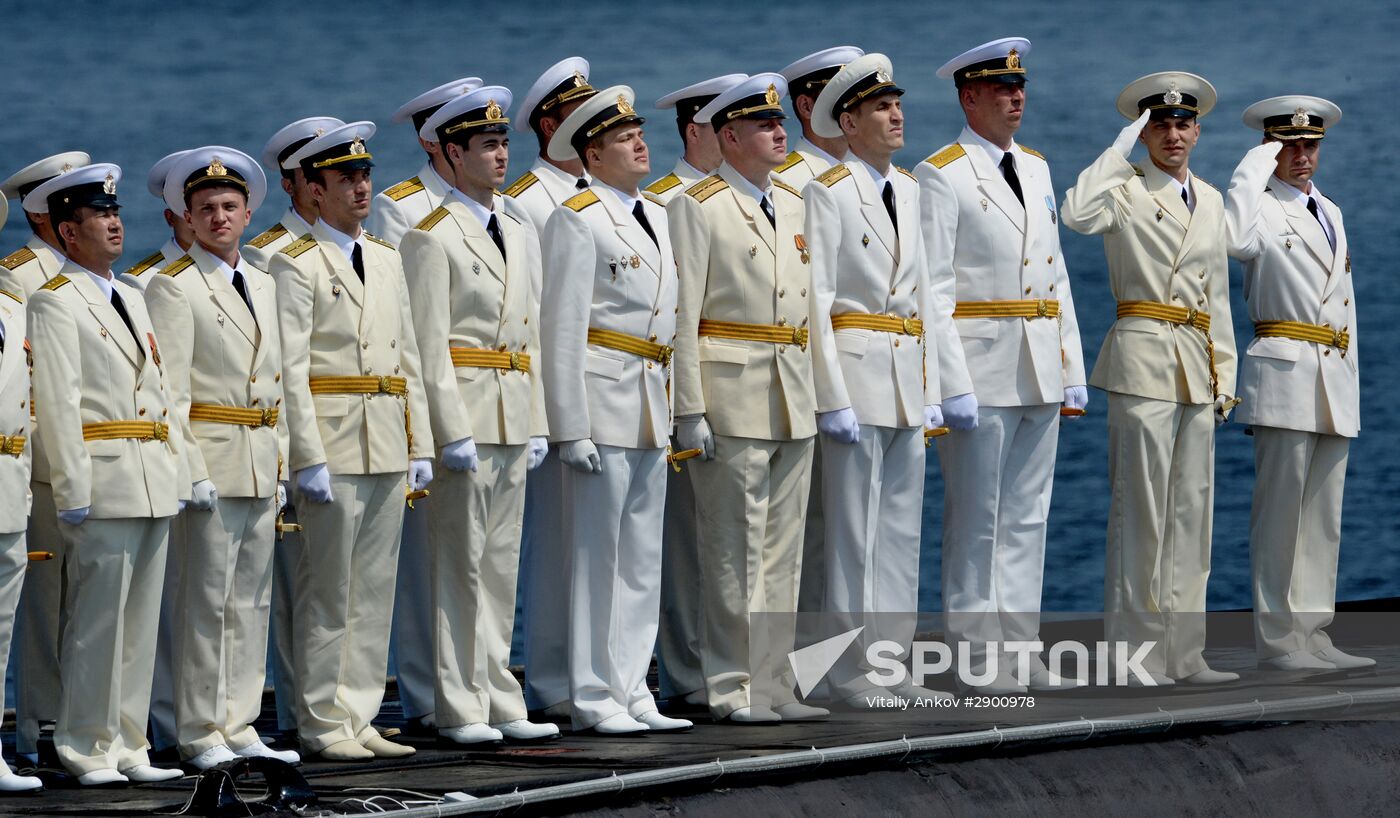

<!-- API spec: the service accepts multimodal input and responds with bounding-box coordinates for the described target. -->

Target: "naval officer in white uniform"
[1226,96,1370,672]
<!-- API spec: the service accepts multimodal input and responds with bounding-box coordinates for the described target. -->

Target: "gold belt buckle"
[901,317,915,336]
[0,436,14,456]
[793,327,808,350]
[377,375,393,393]
[658,345,674,366]
[261,408,277,427]
[153,422,169,442]
[1036,299,1049,318]
[508,351,522,371]
[1185,307,1198,327]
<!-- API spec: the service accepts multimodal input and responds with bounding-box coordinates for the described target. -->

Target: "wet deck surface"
[9,631,1400,816]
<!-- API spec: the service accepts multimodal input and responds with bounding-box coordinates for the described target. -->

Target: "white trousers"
[1105,393,1215,680]
[692,435,812,716]
[14,481,63,755]
[657,465,705,699]
[293,472,405,752]
[391,504,435,720]
[55,516,170,776]
[431,443,529,727]
[0,531,28,752]
[174,497,277,758]
[939,404,1059,671]
[148,517,183,750]
[821,426,924,697]
[565,444,666,729]
[1249,426,1349,660]
[520,450,570,711]
[268,507,302,732]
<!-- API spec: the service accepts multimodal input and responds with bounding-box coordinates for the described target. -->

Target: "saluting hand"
[1113,109,1152,158]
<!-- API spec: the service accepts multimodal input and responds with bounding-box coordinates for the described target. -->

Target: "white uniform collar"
[1273,175,1336,246]
[857,157,895,189]
[448,187,496,231]
[592,179,642,213]
[963,126,1018,169]
[284,207,314,236]
[81,265,115,300]
[798,137,845,167]
[677,158,707,180]
[30,234,66,265]
[533,157,589,189]
[317,219,362,266]
[211,254,242,286]
[723,162,771,206]
[1164,170,1195,210]
[423,162,453,196]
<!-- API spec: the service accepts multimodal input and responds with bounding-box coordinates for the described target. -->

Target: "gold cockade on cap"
[1163,81,1183,106]
[207,157,228,177]
[349,136,367,155]
[1291,107,1310,127]
[765,84,780,106]
[486,98,503,120]
[617,94,635,115]
[314,127,326,137]
[573,70,586,87]
[875,69,891,84]
[102,173,116,195]
[1006,48,1020,70]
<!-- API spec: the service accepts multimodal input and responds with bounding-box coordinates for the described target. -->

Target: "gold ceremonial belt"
[697,319,808,350]
[1116,300,1211,332]
[953,299,1060,319]
[308,375,408,396]
[830,313,924,336]
[587,328,673,365]
[1254,320,1349,353]
[82,421,169,442]
[450,347,532,373]
[0,435,25,456]
[190,403,279,428]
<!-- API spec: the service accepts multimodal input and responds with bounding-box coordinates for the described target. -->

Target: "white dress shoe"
[1260,651,1337,672]
[232,738,301,764]
[362,734,415,758]
[491,719,561,741]
[438,723,504,745]
[591,713,649,735]
[773,702,829,721]
[119,764,183,782]
[186,744,240,770]
[1314,646,1376,670]
[0,763,42,792]
[726,706,781,724]
[635,711,693,731]
[78,769,129,786]
[1179,668,1240,685]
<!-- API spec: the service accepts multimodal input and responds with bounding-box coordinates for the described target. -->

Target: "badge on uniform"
[795,234,810,264]
[609,259,618,281]
[1044,195,1057,224]
[1155,208,1164,222]
[332,284,342,298]
[980,198,988,212]
[749,245,758,258]
[472,262,481,275]
[146,332,161,366]
[861,233,870,247]
[630,255,641,269]
[217,313,225,326]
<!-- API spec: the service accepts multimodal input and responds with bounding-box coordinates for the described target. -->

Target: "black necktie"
[1306,197,1334,250]
[487,213,507,261]
[881,181,898,235]
[632,200,658,249]
[576,177,590,190]
[350,242,365,282]
[231,269,256,323]
[1181,187,1190,209]
[109,288,140,346]
[1000,152,1024,206]
[760,195,776,228]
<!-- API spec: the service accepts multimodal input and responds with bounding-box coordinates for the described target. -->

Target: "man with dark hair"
[540,87,689,734]
[508,56,598,719]
[773,46,864,187]
[643,74,742,206]
[27,163,189,785]
[0,150,90,767]
[143,147,300,769]
[1062,71,1237,685]
[243,117,345,270]
[400,85,555,745]
[271,122,434,761]
[119,151,195,291]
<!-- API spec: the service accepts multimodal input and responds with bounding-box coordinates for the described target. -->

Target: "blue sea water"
[0,0,1396,631]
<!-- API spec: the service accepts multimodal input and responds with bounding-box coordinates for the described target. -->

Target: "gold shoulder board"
[281,235,317,258]
[926,144,966,169]
[772,178,802,198]
[247,223,289,249]
[365,233,395,249]
[0,246,36,270]
[564,189,600,212]
[642,191,665,206]
[685,175,728,202]
[775,152,805,173]
[415,206,450,231]
[1019,145,1044,160]
[161,255,195,277]
[896,167,917,181]
[503,172,539,198]
[816,164,851,187]
[0,288,21,303]
[40,274,70,292]
[646,174,682,195]
[123,251,166,277]
[384,176,425,202]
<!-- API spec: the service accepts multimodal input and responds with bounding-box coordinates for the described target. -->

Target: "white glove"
[1062,385,1089,417]
[441,437,479,472]
[676,415,715,460]
[527,437,549,471]
[277,482,288,511]
[1242,140,1283,170]
[58,506,89,526]
[559,439,602,474]
[295,463,335,504]
[190,479,218,511]
[816,407,860,444]
[1214,394,1238,425]
[409,458,434,491]
[923,404,944,431]
[942,392,980,430]
[1113,109,1152,158]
